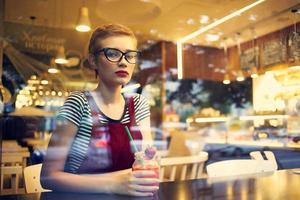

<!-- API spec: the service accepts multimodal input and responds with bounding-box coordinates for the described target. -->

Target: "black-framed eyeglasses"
[94,48,141,64]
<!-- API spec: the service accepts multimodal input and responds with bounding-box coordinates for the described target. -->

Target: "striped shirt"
[56,91,150,173]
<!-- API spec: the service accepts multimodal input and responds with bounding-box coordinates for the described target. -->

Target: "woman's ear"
[87,54,97,69]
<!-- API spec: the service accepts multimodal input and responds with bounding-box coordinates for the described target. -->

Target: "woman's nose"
[118,55,128,67]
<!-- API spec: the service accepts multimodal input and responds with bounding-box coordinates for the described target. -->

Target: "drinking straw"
[124,126,139,153]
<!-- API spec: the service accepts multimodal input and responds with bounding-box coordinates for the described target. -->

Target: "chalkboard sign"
[261,38,287,67]
[240,47,259,70]
[288,32,300,61]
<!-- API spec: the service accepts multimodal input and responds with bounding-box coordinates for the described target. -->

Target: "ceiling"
[3,0,300,48]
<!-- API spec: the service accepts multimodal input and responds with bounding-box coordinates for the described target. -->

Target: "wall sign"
[240,47,259,70]
[4,22,89,56]
[288,32,300,62]
[261,38,287,67]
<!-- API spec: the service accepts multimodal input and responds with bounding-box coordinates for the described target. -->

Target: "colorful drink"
[132,149,160,186]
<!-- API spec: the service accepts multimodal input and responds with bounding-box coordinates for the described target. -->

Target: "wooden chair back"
[23,164,50,193]
[1,166,24,195]
[159,152,208,182]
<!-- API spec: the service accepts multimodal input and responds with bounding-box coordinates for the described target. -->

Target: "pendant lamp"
[236,70,245,81]
[250,67,258,78]
[48,58,60,73]
[75,6,91,32]
[223,74,231,84]
[55,46,68,64]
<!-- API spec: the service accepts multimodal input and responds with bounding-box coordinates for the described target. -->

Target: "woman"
[41,24,159,196]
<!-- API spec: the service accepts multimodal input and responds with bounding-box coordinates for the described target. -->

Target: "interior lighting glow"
[75,6,91,32]
[176,0,265,79]
[205,33,220,42]
[48,68,59,74]
[41,80,49,85]
[195,117,228,123]
[239,115,289,121]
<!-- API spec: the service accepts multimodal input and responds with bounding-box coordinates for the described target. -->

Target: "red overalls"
[77,94,143,173]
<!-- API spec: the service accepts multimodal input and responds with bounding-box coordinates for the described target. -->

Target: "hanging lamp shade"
[250,67,258,79]
[55,46,68,64]
[236,70,245,82]
[75,6,91,32]
[223,74,231,84]
[48,58,60,74]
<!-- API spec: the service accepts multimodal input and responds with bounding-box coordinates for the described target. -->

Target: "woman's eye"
[107,50,120,58]
[126,53,137,59]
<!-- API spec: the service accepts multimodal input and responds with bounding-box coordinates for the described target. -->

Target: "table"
[1,169,300,199]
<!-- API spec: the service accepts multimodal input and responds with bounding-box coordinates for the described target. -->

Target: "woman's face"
[94,35,137,87]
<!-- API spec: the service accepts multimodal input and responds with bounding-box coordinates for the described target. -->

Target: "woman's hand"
[112,169,159,196]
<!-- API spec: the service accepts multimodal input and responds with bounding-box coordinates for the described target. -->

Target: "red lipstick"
[115,70,129,77]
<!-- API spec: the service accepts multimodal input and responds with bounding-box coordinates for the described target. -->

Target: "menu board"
[288,32,300,61]
[261,39,287,67]
[240,47,259,70]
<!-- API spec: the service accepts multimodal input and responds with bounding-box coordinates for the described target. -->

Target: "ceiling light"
[249,14,257,21]
[48,59,60,73]
[199,15,209,24]
[187,18,195,25]
[150,29,158,35]
[179,0,265,43]
[176,0,265,79]
[251,73,258,79]
[223,74,231,84]
[55,46,68,64]
[75,6,91,32]
[250,67,258,78]
[205,33,220,42]
[41,80,49,85]
[223,79,231,85]
[236,70,245,81]
[48,68,59,74]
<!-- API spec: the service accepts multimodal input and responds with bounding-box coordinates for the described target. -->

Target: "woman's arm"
[41,119,158,196]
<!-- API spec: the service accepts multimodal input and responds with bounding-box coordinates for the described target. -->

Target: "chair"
[23,164,50,193]
[1,141,30,194]
[1,165,24,195]
[159,151,208,182]
[206,159,277,178]
[250,151,278,169]
[156,150,169,158]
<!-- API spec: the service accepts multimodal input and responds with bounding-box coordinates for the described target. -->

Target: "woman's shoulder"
[126,93,148,103]
[63,91,90,113]
[66,91,88,103]
[126,93,150,112]
[57,91,90,122]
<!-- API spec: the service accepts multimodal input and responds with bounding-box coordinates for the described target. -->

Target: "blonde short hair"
[88,24,137,55]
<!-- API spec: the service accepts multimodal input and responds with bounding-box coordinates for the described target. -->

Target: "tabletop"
[2,169,300,200]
